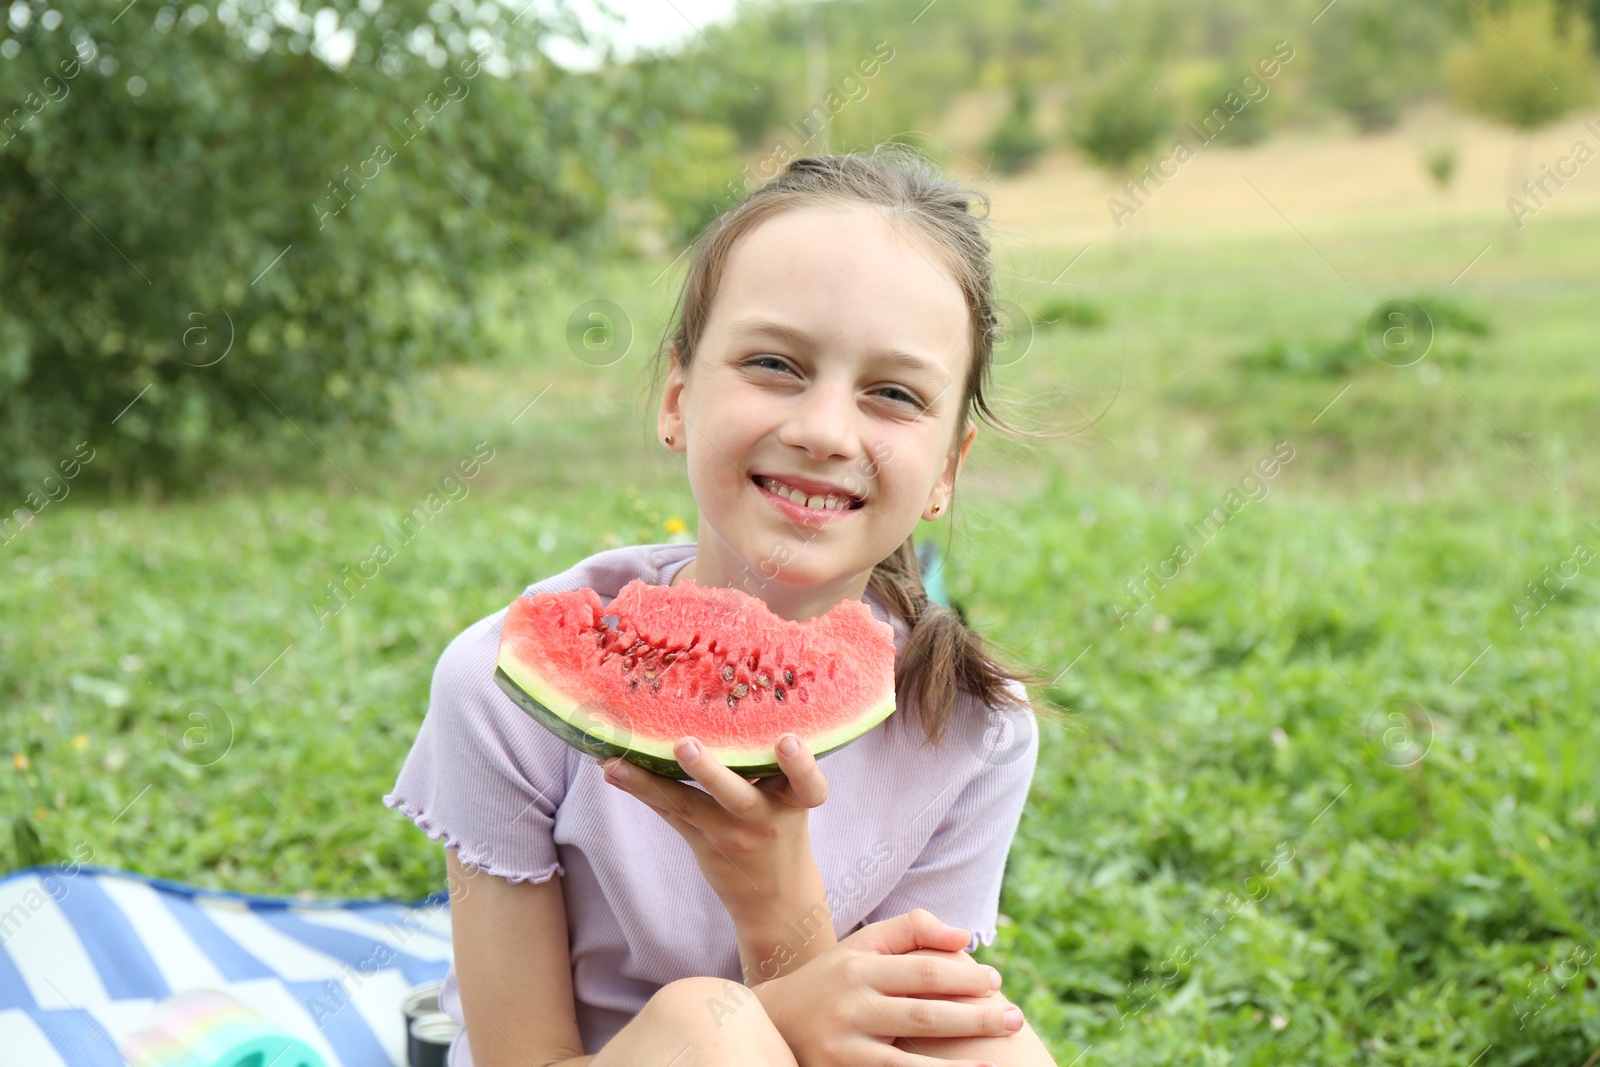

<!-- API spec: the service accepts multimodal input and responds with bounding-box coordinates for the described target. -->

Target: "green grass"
[4,204,1598,1065]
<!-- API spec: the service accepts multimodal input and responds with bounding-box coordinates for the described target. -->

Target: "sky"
[304,0,756,74]
[539,0,749,70]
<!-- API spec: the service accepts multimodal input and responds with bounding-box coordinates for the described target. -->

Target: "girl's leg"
[592,976,798,1067]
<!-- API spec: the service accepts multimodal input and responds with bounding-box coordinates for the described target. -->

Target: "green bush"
[0,0,686,501]
[1036,294,1108,330]
[1067,68,1174,176]
[1311,0,1452,132]
[1189,66,1275,146]
[986,81,1048,175]
[1449,0,1597,130]
[1240,294,1489,377]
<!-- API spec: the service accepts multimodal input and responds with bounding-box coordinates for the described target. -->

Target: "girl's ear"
[927,420,977,515]
[945,420,977,487]
[658,350,687,451]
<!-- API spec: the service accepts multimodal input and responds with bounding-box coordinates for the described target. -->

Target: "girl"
[385,147,1061,1067]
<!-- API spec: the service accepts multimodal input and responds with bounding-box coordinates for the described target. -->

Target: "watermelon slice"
[493,577,898,779]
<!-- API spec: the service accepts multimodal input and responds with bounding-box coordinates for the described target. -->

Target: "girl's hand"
[602,732,829,924]
[753,908,1025,1067]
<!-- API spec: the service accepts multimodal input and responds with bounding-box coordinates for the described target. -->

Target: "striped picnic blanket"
[0,865,452,1066]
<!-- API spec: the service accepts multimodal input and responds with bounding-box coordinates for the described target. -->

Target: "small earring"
[932,503,942,514]
[665,435,674,446]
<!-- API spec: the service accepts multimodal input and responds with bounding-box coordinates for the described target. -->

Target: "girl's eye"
[744,355,923,411]
[877,386,923,408]
[745,355,790,373]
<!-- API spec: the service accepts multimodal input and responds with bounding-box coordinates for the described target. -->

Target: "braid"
[868,532,1054,748]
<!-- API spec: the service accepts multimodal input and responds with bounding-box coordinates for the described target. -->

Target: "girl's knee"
[647,977,795,1064]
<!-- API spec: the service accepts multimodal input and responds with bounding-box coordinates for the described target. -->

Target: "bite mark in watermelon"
[493,577,898,779]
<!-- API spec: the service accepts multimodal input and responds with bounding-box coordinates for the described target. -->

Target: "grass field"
[4,132,1598,1064]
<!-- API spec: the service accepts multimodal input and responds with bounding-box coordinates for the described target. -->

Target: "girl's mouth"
[751,475,865,524]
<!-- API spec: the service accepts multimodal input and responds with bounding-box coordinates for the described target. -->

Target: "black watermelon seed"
[773,687,786,702]
[784,669,795,687]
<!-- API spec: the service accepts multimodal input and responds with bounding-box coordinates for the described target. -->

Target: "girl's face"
[658,202,977,621]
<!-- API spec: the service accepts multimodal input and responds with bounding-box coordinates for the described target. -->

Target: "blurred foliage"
[1035,293,1108,331]
[1560,0,1600,51]
[1067,67,1175,176]
[1449,0,1598,130]
[985,78,1047,175]
[645,119,746,244]
[1187,63,1275,146]
[1308,0,1452,133]
[4,0,1569,505]
[1239,292,1488,377]
[0,0,697,500]
[1424,139,1460,189]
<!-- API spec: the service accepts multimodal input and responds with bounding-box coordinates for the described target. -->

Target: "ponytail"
[868,532,1061,748]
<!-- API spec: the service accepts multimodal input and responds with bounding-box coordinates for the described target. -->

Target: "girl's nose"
[776,375,858,460]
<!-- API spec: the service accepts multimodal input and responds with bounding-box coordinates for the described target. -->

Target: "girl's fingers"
[864,954,1003,999]
[767,733,829,808]
[851,908,974,956]
[604,757,703,822]
[670,736,768,817]
[873,991,1024,1042]
[607,737,822,828]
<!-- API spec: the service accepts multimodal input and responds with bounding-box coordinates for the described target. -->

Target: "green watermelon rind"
[493,651,896,781]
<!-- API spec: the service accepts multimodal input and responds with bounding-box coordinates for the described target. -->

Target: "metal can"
[402,980,444,1024]
[409,1011,460,1067]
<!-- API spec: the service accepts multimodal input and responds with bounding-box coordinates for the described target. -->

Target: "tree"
[1449,0,1597,240]
[985,79,1047,175]
[1066,67,1173,177]
[0,0,694,500]
[1311,0,1449,133]
[1424,141,1459,191]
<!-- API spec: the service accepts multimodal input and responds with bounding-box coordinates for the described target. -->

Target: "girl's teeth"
[761,477,853,511]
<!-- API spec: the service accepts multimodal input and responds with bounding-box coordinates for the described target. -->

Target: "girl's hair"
[646,144,1066,749]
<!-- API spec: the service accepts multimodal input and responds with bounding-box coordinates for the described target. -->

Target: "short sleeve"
[382,607,573,884]
[861,681,1039,954]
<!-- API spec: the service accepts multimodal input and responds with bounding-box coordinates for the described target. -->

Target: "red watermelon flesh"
[493,577,898,779]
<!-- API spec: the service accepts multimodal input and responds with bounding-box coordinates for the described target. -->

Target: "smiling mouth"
[751,475,866,512]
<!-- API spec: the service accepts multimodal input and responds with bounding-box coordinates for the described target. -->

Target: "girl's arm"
[601,739,842,986]
[446,848,596,1067]
[731,861,837,985]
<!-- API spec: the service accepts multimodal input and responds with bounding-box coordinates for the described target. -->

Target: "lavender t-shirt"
[383,542,1039,1061]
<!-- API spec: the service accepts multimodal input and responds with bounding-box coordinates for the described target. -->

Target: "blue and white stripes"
[0,866,452,1067]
